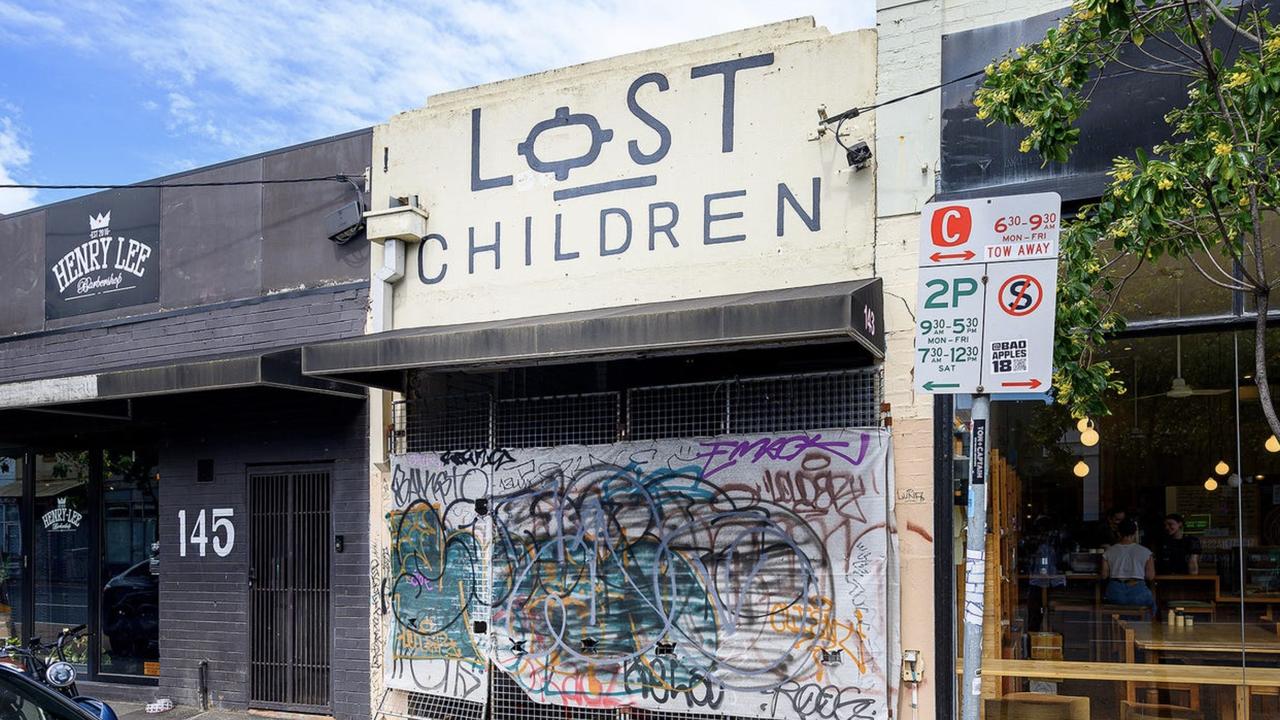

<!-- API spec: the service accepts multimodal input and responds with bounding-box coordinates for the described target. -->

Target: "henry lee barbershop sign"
[377,22,876,326]
[45,187,160,320]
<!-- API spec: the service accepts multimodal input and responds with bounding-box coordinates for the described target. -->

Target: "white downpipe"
[370,238,405,469]
[371,238,405,333]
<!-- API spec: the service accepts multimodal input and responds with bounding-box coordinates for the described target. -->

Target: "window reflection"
[0,456,21,644]
[965,328,1280,717]
[33,452,89,664]
[100,450,159,677]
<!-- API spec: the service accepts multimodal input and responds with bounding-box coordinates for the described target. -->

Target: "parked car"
[0,658,113,720]
[101,560,158,658]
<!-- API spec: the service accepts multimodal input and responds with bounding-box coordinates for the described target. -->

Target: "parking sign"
[914,193,1060,394]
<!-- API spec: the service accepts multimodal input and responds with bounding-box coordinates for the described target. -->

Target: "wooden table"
[1131,622,1280,661]
[976,659,1280,720]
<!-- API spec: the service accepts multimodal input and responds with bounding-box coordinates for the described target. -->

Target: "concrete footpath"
[105,703,314,720]
[110,704,249,720]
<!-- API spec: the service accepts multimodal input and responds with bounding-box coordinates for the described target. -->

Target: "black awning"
[96,348,364,400]
[0,348,363,412]
[302,279,884,389]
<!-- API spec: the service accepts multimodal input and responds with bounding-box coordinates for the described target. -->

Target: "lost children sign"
[45,187,161,320]
[377,24,876,323]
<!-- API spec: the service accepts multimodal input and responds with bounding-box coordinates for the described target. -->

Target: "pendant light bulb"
[1080,428,1100,447]
[1072,460,1089,478]
[1076,417,1093,433]
[1215,460,1230,476]
[1204,477,1219,492]
[1266,435,1280,453]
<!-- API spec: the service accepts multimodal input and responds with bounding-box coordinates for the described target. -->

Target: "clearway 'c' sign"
[914,192,1061,395]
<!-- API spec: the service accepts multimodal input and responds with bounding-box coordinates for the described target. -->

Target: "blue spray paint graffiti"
[383,429,892,720]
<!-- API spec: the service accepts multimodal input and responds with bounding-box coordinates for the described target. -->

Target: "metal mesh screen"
[495,392,620,447]
[730,369,881,432]
[404,689,486,720]
[393,367,882,453]
[383,366,882,720]
[395,392,492,454]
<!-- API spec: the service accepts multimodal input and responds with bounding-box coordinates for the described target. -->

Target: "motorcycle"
[1,624,119,720]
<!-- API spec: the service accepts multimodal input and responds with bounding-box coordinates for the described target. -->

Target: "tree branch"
[1183,0,1220,84]
[1252,291,1280,440]
[1132,8,1207,65]
[1201,0,1262,44]
[1174,237,1253,291]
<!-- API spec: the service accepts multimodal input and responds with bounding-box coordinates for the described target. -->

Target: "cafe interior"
[963,248,1280,719]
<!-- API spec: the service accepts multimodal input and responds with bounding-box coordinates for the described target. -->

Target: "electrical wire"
[0,68,994,191]
[822,68,988,124]
[0,174,362,190]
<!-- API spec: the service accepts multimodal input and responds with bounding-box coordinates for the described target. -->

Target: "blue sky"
[0,1,874,214]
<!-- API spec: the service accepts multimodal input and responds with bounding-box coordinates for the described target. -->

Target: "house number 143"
[178,508,235,558]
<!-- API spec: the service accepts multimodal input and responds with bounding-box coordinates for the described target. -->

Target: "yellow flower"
[985,63,996,76]
[1240,195,1250,207]
[1027,58,1042,73]
[1017,46,1028,56]
[977,107,992,120]
[1192,197,1205,208]
[1214,142,1233,156]
[1000,59,1012,73]
[974,94,985,107]
[1157,178,1174,190]
[1224,71,1250,89]
[1114,168,1134,182]
[1020,138,1033,153]
[1062,75,1074,87]
[1267,35,1280,53]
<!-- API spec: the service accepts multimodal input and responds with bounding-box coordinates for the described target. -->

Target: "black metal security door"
[249,468,331,712]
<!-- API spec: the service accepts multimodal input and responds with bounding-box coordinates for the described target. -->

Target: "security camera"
[845,141,872,171]
[325,200,365,244]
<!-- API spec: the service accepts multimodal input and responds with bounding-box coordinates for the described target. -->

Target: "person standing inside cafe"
[1156,513,1201,575]
[1101,519,1157,614]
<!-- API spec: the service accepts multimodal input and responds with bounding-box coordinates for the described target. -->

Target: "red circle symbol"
[998,274,1043,316]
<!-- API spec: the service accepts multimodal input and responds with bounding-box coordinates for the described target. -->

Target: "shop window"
[958,328,1280,717]
[33,452,90,668]
[0,455,22,644]
[99,450,159,678]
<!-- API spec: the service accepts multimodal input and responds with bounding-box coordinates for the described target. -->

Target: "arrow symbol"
[1000,379,1043,389]
[930,250,976,263]
[923,381,961,391]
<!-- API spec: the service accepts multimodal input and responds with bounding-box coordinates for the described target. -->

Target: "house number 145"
[178,508,235,557]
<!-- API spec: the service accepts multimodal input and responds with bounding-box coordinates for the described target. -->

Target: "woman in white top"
[1100,518,1157,614]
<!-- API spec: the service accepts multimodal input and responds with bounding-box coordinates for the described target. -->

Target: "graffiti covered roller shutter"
[386,428,893,720]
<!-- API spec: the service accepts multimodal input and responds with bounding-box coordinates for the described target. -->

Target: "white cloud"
[0,1,71,43]
[26,0,873,155]
[0,116,37,214]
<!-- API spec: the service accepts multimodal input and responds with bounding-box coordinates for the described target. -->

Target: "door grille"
[250,469,332,712]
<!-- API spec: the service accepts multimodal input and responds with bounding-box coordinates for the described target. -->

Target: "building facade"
[300,18,922,720]
[0,131,374,718]
[885,0,1280,717]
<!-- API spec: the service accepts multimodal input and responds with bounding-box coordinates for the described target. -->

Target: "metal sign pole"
[959,393,990,720]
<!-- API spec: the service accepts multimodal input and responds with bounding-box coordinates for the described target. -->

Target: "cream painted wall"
[362,5,1081,718]
[370,19,876,328]
[874,1,1070,718]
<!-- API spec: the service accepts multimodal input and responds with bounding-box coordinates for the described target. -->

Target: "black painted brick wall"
[0,284,368,384]
[158,390,369,719]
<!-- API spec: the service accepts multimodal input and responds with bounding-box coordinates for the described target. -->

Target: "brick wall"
[157,390,370,719]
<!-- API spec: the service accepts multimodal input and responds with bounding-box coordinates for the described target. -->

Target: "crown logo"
[56,497,67,509]
[89,212,111,231]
